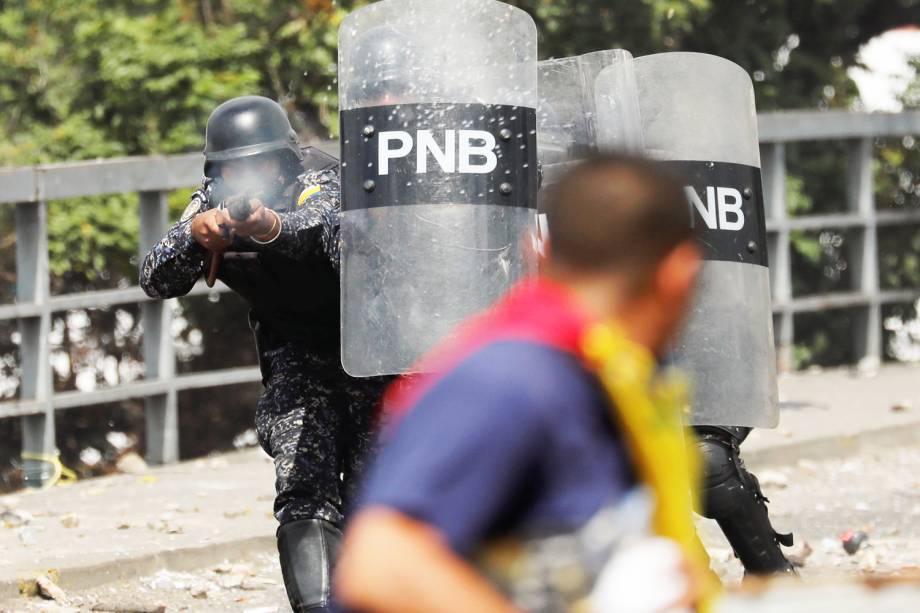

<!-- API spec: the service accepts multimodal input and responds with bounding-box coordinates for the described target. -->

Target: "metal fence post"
[15,201,55,487]
[847,138,881,364]
[139,190,178,464]
[763,143,794,371]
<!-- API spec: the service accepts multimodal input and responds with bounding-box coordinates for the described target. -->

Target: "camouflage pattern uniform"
[140,155,389,528]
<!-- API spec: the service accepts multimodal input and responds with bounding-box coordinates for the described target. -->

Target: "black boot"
[694,426,796,576]
[277,518,342,612]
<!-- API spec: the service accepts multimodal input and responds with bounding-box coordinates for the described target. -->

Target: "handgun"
[205,188,262,287]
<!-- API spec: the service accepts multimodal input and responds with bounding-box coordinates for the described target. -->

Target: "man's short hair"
[545,153,694,282]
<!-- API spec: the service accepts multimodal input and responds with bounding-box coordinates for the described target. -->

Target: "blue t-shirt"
[358,340,637,555]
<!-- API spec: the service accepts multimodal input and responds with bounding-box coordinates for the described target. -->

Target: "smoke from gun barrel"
[228,196,253,221]
[213,174,271,221]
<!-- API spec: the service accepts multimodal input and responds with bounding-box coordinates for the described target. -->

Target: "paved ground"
[7,441,920,612]
[745,362,920,465]
[0,555,290,613]
[701,444,920,584]
[2,363,920,611]
[0,450,278,601]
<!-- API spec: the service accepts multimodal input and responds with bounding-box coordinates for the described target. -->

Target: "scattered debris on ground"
[786,540,813,568]
[841,530,869,555]
[36,575,69,603]
[90,600,166,613]
[60,514,80,529]
[115,452,148,476]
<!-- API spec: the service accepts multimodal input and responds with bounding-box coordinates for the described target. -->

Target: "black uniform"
[140,148,389,610]
[694,425,795,575]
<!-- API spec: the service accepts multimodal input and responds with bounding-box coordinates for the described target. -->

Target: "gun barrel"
[228,197,253,221]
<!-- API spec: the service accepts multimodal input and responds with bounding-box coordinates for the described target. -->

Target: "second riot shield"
[634,52,779,428]
[338,0,539,377]
[535,50,643,264]
[592,57,643,153]
[537,49,643,189]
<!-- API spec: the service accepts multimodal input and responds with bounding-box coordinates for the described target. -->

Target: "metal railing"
[1,113,919,480]
[759,110,920,370]
[0,143,336,484]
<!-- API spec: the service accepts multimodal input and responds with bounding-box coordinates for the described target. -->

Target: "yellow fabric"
[297,185,322,206]
[21,451,78,488]
[581,322,721,611]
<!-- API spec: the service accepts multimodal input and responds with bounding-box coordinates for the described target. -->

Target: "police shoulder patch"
[180,198,203,222]
[297,185,322,207]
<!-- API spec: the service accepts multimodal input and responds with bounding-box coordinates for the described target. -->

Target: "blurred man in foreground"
[335,154,718,612]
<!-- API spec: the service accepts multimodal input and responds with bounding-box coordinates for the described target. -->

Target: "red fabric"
[384,277,594,419]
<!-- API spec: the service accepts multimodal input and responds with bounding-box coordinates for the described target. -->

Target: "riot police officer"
[694,425,793,574]
[140,95,389,612]
[538,51,795,578]
[629,52,795,576]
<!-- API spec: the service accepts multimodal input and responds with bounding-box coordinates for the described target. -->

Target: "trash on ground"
[90,600,166,613]
[116,452,148,475]
[188,580,219,599]
[17,526,37,545]
[80,447,103,467]
[60,513,81,529]
[241,577,277,591]
[216,574,245,589]
[2,508,33,528]
[146,519,183,534]
[787,540,813,567]
[37,575,69,603]
[106,431,133,451]
[841,530,869,555]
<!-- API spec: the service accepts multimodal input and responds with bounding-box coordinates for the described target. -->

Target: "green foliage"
[4,0,914,168]
[785,174,813,216]
[793,309,860,369]
[0,207,13,303]
[511,0,916,110]
[903,57,920,109]
[0,0,348,290]
[0,1,267,164]
[46,195,140,293]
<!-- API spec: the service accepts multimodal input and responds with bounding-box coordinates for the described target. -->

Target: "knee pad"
[696,434,747,519]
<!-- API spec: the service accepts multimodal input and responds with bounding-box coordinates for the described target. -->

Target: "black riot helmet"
[203,96,304,178]
[346,25,422,106]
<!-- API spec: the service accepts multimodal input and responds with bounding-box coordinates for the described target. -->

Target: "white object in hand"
[590,536,692,613]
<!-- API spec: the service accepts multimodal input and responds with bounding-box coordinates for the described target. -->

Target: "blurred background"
[0,0,918,490]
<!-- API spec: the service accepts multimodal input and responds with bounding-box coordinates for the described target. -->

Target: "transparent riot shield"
[592,59,643,153]
[535,50,643,256]
[537,50,642,189]
[537,57,590,166]
[536,56,587,224]
[634,52,779,428]
[338,0,538,376]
